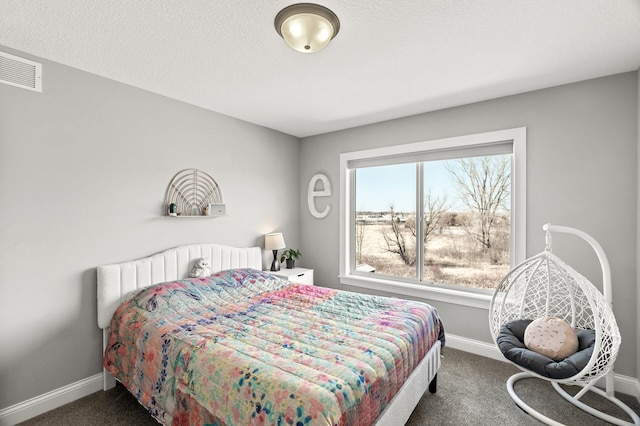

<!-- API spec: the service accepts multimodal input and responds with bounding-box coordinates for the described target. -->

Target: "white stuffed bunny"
[190,257,211,278]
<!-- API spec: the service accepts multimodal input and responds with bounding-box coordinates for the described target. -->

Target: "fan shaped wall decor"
[164,169,224,217]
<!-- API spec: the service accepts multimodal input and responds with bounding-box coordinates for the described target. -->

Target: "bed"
[97,243,444,425]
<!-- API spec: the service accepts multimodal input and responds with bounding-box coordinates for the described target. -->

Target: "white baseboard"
[610,373,640,400]
[1,336,637,425]
[0,373,102,426]
[446,332,640,398]
[445,333,506,362]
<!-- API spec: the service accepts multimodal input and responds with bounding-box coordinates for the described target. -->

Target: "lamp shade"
[265,232,286,250]
[275,3,340,53]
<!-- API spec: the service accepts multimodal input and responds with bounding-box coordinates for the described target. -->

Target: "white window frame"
[339,127,526,309]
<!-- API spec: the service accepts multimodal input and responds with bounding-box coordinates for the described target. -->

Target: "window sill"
[339,274,492,309]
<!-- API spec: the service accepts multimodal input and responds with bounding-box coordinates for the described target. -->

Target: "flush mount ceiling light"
[274,3,340,53]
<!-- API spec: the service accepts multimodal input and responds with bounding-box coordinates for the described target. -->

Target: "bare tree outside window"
[388,190,448,259]
[446,156,511,251]
[423,155,511,288]
[355,216,366,264]
[422,190,449,246]
[382,205,415,266]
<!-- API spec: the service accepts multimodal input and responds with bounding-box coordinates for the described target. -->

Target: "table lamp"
[265,232,286,271]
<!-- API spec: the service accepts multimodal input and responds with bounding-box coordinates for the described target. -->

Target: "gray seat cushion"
[497,319,596,380]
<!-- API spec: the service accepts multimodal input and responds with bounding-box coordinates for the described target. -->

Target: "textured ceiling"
[1,1,639,137]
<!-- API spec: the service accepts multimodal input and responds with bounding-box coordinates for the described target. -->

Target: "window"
[339,128,526,308]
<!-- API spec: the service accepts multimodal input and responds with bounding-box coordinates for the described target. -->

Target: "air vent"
[0,51,42,92]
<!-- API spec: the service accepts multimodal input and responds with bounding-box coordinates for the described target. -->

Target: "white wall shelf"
[164,168,225,217]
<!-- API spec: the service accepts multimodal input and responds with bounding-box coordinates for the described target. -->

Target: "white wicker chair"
[489,224,639,426]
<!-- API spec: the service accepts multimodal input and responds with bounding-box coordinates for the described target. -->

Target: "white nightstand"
[268,267,314,285]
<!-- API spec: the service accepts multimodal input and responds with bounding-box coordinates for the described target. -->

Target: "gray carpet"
[18,348,639,425]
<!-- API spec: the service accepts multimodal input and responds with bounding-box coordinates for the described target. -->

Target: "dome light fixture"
[274,3,340,53]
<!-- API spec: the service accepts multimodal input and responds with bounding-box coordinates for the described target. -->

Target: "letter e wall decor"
[308,173,332,219]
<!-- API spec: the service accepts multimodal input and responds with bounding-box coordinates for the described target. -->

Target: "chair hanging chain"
[544,229,552,252]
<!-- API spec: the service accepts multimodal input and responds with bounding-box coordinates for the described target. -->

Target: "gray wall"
[0,48,300,408]
[299,72,639,378]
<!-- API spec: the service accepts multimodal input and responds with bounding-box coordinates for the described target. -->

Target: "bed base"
[375,340,441,426]
[103,329,116,391]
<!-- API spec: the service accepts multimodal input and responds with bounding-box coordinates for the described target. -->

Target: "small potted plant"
[280,248,301,269]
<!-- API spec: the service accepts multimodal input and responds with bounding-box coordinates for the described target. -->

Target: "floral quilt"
[104,268,444,426]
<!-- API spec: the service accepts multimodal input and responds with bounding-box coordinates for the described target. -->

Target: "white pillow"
[524,317,579,361]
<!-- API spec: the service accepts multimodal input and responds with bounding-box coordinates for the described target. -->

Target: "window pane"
[423,155,511,290]
[355,164,416,279]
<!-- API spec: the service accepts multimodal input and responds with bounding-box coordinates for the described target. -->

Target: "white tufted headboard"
[97,243,263,329]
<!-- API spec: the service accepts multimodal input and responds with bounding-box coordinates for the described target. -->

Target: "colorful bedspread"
[104,269,444,426]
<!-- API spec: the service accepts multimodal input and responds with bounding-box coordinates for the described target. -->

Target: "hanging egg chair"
[489,224,639,426]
